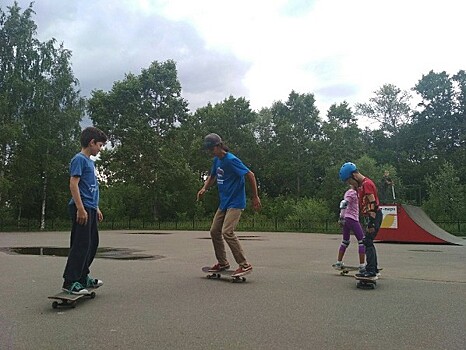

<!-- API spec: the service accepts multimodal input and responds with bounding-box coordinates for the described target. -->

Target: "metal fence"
[1,217,465,236]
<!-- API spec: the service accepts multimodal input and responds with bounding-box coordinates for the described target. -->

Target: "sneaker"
[62,281,89,295]
[84,276,103,288]
[359,265,366,274]
[356,271,377,279]
[232,264,252,277]
[332,262,344,270]
[208,263,230,272]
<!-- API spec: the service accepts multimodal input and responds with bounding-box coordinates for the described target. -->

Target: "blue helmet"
[339,162,357,181]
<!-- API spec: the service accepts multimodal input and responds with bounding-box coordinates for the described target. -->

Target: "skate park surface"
[1,230,465,350]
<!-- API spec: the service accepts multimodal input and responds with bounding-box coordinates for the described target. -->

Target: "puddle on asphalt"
[0,247,163,260]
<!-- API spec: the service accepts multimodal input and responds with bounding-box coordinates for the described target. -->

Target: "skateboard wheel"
[90,292,96,299]
[241,277,246,282]
[52,301,59,309]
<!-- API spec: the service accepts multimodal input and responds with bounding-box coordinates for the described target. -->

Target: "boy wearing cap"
[197,133,261,277]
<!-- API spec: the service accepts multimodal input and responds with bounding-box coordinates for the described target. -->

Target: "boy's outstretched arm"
[246,171,261,211]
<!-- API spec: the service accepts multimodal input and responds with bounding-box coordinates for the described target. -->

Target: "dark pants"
[362,210,383,274]
[63,204,99,283]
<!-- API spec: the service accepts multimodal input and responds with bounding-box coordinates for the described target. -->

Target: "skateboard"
[333,264,383,277]
[48,286,100,309]
[333,265,360,276]
[201,266,250,283]
[354,275,377,289]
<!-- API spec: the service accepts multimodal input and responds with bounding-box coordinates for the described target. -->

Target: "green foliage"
[255,91,322,198]
[423,162,465,221]
[2,1,466,229]
[319,101,364,169]
[355,84,411,136]
[88,60,199,221]
[0,2,83,229]
[285,198,333,222]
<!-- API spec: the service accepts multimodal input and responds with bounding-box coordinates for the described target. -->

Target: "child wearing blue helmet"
[339,162,382,278]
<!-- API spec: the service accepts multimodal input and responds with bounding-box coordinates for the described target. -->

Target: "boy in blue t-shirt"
[62,127,108,294]
[197,133,261,277]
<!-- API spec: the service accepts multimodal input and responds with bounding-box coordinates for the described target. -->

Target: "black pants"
[63,204,99,283]
[363,210,383,274]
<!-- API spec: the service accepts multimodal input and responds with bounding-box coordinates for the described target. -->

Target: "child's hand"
[76,207,88,226]
[97,208,104,222]
[197,188,206,201]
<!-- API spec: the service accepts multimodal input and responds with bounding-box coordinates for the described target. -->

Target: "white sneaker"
[332,262,344,270]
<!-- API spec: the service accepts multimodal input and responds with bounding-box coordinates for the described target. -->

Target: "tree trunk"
[40,172,47,231]
[17,206,22,228]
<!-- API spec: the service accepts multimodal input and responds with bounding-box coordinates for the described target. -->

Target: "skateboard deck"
[48,286,100,309]
[354,275,377,289]
[333,265,360,276]
[202,266,251,283]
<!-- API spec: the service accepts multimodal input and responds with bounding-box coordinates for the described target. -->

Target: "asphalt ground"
[0,230,465,350]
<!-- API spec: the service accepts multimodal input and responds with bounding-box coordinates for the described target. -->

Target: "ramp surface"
[377,204,463,245]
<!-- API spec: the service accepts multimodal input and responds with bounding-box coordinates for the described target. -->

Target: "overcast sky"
[7,0,466,123]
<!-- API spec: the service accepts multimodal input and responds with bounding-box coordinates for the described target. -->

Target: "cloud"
[7,0,466,120]
[10,0,250,111]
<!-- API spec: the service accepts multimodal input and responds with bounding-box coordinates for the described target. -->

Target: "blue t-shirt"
[69,153,99,209]
[210,152,250,210]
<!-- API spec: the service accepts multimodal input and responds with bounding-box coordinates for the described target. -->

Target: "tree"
[423,162,465,221]
[451,70,466,183]
[88,60,197,220]
[355,84,412,136]
[320,101,364,166]
[257,91,322,198]
[396,70,459,194]
[0,2,84,228]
